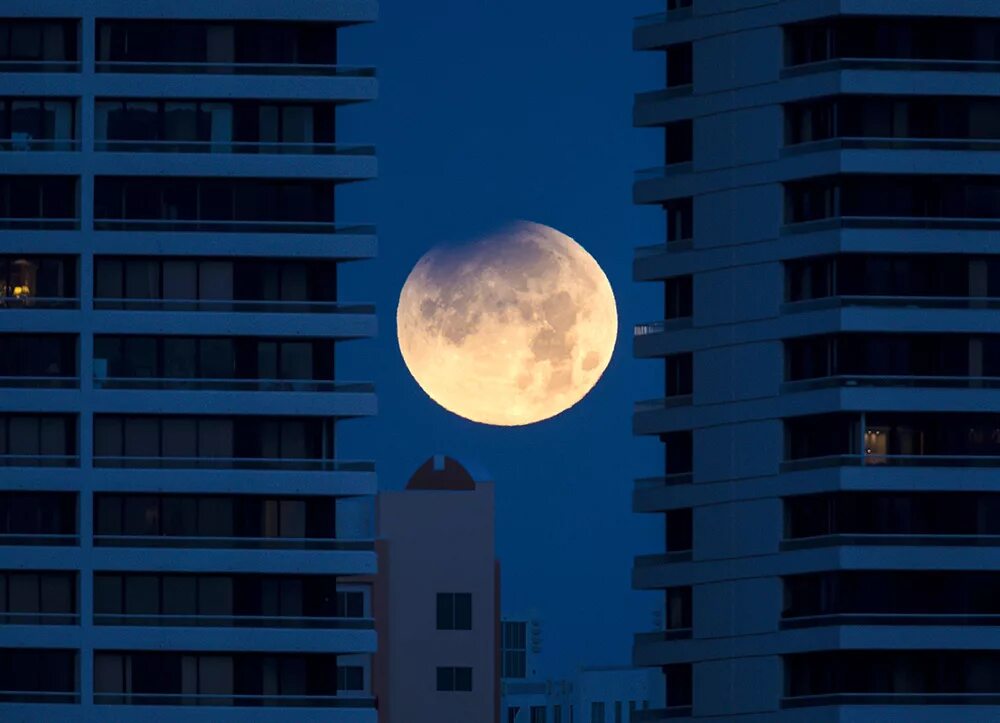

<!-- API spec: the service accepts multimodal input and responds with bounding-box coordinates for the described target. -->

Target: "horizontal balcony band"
[783,57,1000,78]
[783,454,1000,472]
[635,240,692,259]
[635,318,692,337]
[0,61,79,74]
[0,691,79,704]
[783,375,1000,392]
[93,220,375,235]
[635,162,692,182]
[0,376,78,389]
[782,613,1000,630]
[632,706,692,722]
[93,299,373,314]
[93,614,373,630]
[784,136,1000,156]
[0,219,78,231]
[0,612,78,625]
[94,140,375,156]
[95,62,376,78]
[634,85,694,104]
[634,7,692,29]
[0,534,78,547]
[92,457,374,472]
[93,693,375,708]
[635,629,693,643]
[0,297,78,310]
[0,455,78,468]
[0,140,80,152]
[784,216,1000,234]
[783,534,1000,551]
[94,378,374,393]
[635,395,692,412]
[94,535,373,551]
[784,296,1000,313]
[635,475,694,497]
[783,693,1000,708]
[634,551,693,567]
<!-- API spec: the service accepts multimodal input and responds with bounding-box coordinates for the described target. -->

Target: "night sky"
[339,1,663,677]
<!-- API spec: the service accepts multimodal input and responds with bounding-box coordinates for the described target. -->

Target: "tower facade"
[633,2,1000,720]
[0,2,378,720]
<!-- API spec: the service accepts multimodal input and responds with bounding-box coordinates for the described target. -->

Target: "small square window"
[436,592,472,630]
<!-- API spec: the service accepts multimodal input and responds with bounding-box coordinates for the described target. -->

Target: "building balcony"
[94,140,374,157]
[783,454,1000,473]
[782,692,1000,709]
[782,613,1000,631]
[0,140,80,153]
[784,136,1000,157]
[92,692,376,709]
[783,533,1000,552]
[94,534,373,552]
[783,295,1000,314]
[0,612,78,626]
[93,613,373,631]
[782,57,1000,79]
[0,218,79,231]
[92,219,375,236]
[0,61,79,74]
[0,376,78,389]
[0,296,79,310]
[782,375,1000,393]
[92,456,374,472]
[0,455,78,468]
[0,533,78,547]
[93,377,373,394]
[634,319,692,337]
[93,299,372,315]
[0,691,79,704]
[632,705,692,721]
[95,62,375,78]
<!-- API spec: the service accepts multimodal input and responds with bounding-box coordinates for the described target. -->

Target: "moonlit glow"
[397,221,618,426]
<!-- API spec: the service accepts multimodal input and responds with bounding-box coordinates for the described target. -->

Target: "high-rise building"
[0,3,378,721]
[632,2,1000,720]
[374,454,500,723]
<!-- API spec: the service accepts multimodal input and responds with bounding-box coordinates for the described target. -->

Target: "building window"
[664,197,693,244]
[0,648,76,696]
[0,176,77,220]
[666,508,693,552]
[0,571,76,621]
[663,431,693,475]
[665,119,693,165]
[531,706,547,723]
[436,666,473,692]
[665,353,693,397]
[553,704,563,723]
[502,620,528,678]
[665,43,693,88]
[338,665,364,691]
[665,663,693,707]
[591,701,606,723]
[666,587,693,631]
[337,590,365,618]
[0,414,75,460]
[0,255,76,306]
[0,98,76,148]
[437,592,472,630]
[0,20,78,63]
[0,491,76,538]
[0,334,76,378]
[664,276,693,320]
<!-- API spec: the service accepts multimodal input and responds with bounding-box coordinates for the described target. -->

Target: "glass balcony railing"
[94,140,375,156]
[93,692,375,708]
[0,691,79,704]
[95,61,376,77]
[0,218,79,231]
[783,375,1000,392]
[634,1,694,28]
[635,395,693,411]
[634,319,693,336]
[0,533,78,546]
[0,612,78,625]
[784,136,1000,155]
[93,219,375,235]
[92,456,374,472]
[783,533,1000,551]
[0,454,78,468]
[92,298,373,314]
[782,613,1000,630]
[783,693,1000,709]
[93,377,374,393]
[0,139,80,152]
[0,60,80,73]
[0,296,79,310]
[636,473,694,488]
[782,454,1000,472]
[0,376,78,389]
[635,162,693,181]
[784,215,1000,233]
[784,295,1000,313]
[783,57,1000,77]
[93,613,374,629]
[634,550,693,566]
[93,534,373,551]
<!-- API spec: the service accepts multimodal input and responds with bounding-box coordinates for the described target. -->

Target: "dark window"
[0,571,76,616]
[0,648,76,694]
[785,413,858,461]
[663,431,693,475]
[664,197,693,244]
[785,256,834,302]
[0,334,76,377]
[502,621,528,679]
[0,491,76,537]
[665,119,693,165]
[666,43,693,87]
[665,353,693,397]
[437,592,472,630]
[664,276,693,320]
[0,20,78,63]
[0,98,76,146]
[336,590,365,618]
[437,666,473,692]
[338,666,364,691]
[0,176,76,220]
[666,587,692,630]
[0,255,76,303]
[666,508,693,552]
[664,663,692,707]
[785,99,836,145]
[0,414,76,459]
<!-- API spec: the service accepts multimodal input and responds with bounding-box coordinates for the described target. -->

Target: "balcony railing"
[782,613,1000,629]
[93,692,375,708]
[94,534,374,551]
[632,705,694,721]
[635,240,693,258]
[0,376,78,389]
[0,218,79,231]
[93,219,375,235]
[784,295,1000,313]
[783,57,1000,78]
[0,454,78,468]
[782,454,1000,472]
[635,319,693,336]
[95,61,376,77]
[0,533,78,546]
[0,690,79,704]
[94,140,375,156]
[783,533,1000,551]
[784,216,1000,234]
[783,693,1000,708]
[635,395,693,411]
[94,377,374,393]
[634,550,693,566]
[0,60,80,73]
[0,612,78,625]
[93,298,374,314]
[0,296,79,310]
[636,473,694,488]
[635,162,693,181]
[783,375,1000,392]
[635,628,693,642]
[92,456,374,472]
[0,139,80,152]
[784,136,1000,155]
[634,1,694,28]
[94,613,374,629]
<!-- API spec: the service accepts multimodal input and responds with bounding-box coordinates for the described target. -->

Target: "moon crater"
[397,221,618,426]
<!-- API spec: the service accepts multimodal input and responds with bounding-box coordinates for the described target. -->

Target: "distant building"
[501,613,543,681]
[502,667,663,723]
[373,455,500,722]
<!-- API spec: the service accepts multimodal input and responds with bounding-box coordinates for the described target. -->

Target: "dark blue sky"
[339,1,664,676]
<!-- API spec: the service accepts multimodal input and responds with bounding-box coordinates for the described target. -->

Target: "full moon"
[397,221,618,426]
